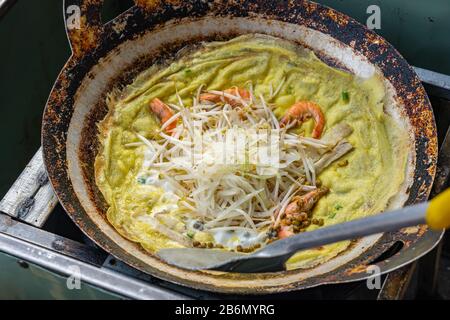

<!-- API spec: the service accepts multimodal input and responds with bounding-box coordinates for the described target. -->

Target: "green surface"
[0,1,69,197]
[0,252,120,300]
[319,0,450,75]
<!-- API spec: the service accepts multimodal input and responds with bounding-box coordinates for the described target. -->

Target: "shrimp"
[199,87,251,108]
[149,98,177,134]
[284,201,303,217]
[276,187,329,239]
[278,226,295,239]
[280,101,325,138]
[286,187,329,216]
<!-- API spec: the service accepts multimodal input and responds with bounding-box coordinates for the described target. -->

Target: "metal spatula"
[157,188,450,273]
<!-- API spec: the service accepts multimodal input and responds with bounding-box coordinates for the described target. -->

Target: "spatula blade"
[157,248,245,270]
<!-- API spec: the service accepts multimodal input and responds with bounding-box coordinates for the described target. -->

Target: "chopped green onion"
[329,204,343,218]
[184,68,192,77]
[287,85,294,94]
[341,91,350,103]
[187,230,195,239]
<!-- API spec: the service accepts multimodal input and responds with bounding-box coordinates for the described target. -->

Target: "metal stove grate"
[0,67,449,300]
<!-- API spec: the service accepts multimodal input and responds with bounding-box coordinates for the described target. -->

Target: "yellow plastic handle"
[426,188,450,230]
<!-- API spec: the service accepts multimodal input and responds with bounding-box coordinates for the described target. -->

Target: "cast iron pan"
[42,0,440,294]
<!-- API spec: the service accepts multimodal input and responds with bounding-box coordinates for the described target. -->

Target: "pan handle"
[63,0,105,59]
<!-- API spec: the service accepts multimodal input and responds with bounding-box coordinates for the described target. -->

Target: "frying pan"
[42,0,441,294]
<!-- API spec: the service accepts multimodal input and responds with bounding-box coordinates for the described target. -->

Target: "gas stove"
[0,67,449,300]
